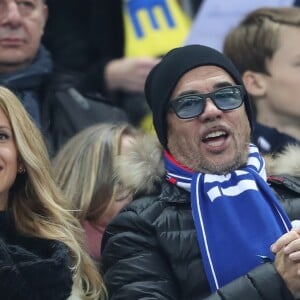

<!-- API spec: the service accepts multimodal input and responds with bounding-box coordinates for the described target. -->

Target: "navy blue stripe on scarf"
[165,144,291,292]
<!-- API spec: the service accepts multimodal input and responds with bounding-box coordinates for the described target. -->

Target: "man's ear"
[242,70,267,97]
[39,5,48,36]
[42,5,48,28]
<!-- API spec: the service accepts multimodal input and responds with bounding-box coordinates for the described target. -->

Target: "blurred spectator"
[52,123,144,264]
[0,0,51,127]
[223,7,300,154]
[184,0,295,51]
[43,0,191,130]
[0,86,106,300]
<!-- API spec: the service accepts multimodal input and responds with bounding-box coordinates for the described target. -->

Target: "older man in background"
[0,0,51,127]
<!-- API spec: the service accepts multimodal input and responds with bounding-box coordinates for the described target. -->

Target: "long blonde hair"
[52,123,141,223]
[0,86,106,299]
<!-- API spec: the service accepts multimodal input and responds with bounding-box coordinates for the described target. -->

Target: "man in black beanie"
[101,44,300,300]
[145,44,253,149]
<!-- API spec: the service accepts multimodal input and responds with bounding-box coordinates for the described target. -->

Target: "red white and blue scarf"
[164,144,291,292]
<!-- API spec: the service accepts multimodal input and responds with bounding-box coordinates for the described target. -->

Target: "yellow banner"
[124,0,191,57]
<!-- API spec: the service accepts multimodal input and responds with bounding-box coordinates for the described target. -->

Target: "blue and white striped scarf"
[165,144,291,292]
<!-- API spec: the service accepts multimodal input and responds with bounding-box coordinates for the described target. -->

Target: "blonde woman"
[52,123,142,264]
[0,86,106,300]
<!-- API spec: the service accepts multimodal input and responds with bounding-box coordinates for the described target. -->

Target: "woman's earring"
[18,166,26,174]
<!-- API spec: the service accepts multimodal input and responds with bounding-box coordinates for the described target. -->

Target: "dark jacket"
[41,1,134,155]
[252,122,300,155]
[101,139,300,299]
[0,46,52,128]
[0,210,75,300]
[43,0,123,97]
[43,0,152,127]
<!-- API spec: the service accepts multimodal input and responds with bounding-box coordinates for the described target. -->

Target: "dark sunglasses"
[169,85,245,119]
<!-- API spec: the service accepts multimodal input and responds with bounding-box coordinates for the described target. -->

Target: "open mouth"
[202,130,229,147]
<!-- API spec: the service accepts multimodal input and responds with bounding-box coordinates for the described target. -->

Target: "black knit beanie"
[145,44,253,149]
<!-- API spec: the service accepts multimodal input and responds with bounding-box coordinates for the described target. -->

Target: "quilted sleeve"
[203,263,294,300]
[101,208,180,300]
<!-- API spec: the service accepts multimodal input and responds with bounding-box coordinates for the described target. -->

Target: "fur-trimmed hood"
[116,138,300,196]
[264,144,300,177]
[116,135,164,196]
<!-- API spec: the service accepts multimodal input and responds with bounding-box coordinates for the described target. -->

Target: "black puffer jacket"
[101,140,300,299]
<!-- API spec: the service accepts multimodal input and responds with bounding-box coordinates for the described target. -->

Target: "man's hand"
[271,229,300,298]
[105,57,160,93]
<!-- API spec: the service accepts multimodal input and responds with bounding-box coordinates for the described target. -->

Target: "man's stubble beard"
[167,135,250,175]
